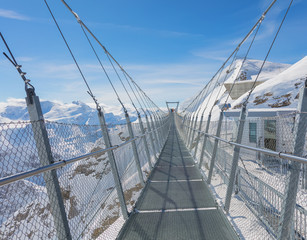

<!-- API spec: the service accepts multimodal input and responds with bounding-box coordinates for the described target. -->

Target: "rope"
[1,32,35,91]
[223,21,262,107]
[122,72,144,114]
[43,0,101,110]
[60,0,161,115]
[79,25,125,111]
[214,49,239,113]
[243,0,294,105]
[182,0,277,116]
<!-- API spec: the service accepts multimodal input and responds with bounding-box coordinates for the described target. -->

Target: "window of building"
[249,122,257,143]
[264,120,276,151]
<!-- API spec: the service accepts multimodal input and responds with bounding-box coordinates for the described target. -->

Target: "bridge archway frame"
[166,101,179,112]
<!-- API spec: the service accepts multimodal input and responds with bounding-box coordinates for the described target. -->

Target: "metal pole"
[224,105,247,213]
[125,112,145,186]
[199,112,212,168]
[207,111,224,184]
[149,114,161,151]
[187,114,194,146]
[97,110,129,219]
[155,113,164,148]
[138,114,153,169]
[278,83,307,239]
[26,92,72,240]
[189,115,198,149]
[194,114,204,158]
[145,114,158,162]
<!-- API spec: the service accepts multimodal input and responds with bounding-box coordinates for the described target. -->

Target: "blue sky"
[0,0,306,108]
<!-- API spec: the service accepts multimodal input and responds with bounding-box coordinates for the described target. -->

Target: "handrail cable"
[217,49,239,113]
[132,81,151,115]
[243,0,294,105]
[182,0,277,115]
[122,72,144,115]
[200,74,220,116]
[79,25,126,110]
[1,33,36,90]
[43,0,102,111]
[222,21,262,107]
[191,87,208,114]
[60,0,160,114]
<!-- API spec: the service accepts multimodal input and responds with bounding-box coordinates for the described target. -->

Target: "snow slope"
[231,56,307,110]
[186,57,306,120]
[181,58,290,113]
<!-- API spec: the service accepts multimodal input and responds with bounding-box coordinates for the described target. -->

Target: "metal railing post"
[199,112,212,168]
[125,112,145,186]
[138,114,153,169]
[278,83,307,239]
[207,111,224,184]
[193,114,204,158]
[97,109,129,220]
[149,114,161,151]
[155,114,163,147]
[145,114,158,162]
[224,105,247,213]
[189,116,198,149]
[187,115,194,145]
[26,92,72,240]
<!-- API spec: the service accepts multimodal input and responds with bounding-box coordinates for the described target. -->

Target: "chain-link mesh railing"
[176,111,307,240]
[0,113,170,240]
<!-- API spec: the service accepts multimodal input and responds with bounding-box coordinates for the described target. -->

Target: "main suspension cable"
[61,0,160,113]
[222,20,262,108]
[243,0,293,105]
[43,0,100,109]
[79,25,126,110]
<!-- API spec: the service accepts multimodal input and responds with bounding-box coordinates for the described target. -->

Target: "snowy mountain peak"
[0,99,137,125]
[231,56,307,110]
[183,57,307,120]
[223,58,290,84]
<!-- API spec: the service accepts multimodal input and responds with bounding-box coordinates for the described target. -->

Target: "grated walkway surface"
[117,118,238,240]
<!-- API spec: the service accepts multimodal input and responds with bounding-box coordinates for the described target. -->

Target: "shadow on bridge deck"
[117,118,238,240]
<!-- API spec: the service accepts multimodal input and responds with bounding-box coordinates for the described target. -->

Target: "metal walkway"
[117,118,238,240]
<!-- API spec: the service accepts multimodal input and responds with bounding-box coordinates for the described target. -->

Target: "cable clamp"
[72,11,81,23]
[16,65,22,69]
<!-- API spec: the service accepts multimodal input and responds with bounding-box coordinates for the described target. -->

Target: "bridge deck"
[117,119,238,240]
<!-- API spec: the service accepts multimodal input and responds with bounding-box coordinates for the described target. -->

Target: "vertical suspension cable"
[243,0,294,105]
[43,0,101,110]
[79,25,126,110]
[222,21,262,107]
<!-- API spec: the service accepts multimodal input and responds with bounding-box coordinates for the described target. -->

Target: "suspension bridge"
[1,0,307,239]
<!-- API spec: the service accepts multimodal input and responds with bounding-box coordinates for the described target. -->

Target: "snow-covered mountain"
[231,56,307,110]
[184,57,307,119]
[0,98,145,239]
[0,99,137,125]
[223,58,290,84]
[180,58,290,111]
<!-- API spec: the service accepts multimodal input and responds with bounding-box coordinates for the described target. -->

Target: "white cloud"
[16,57,34,62]
[191,49,231,61]
[0,9,30,21]
[4,59,218,107]
[95,22,204,39]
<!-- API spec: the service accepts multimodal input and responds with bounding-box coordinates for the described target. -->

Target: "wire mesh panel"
[0,173,57,239]
[0,122,41,177]
[175,111,307,239]
[0,112,170,240]
[45,121,103,161]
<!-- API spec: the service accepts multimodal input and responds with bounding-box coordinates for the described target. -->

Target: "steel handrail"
[0,118,170,187]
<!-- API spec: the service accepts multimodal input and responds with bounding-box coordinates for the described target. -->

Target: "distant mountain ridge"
[0,98,137,125]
